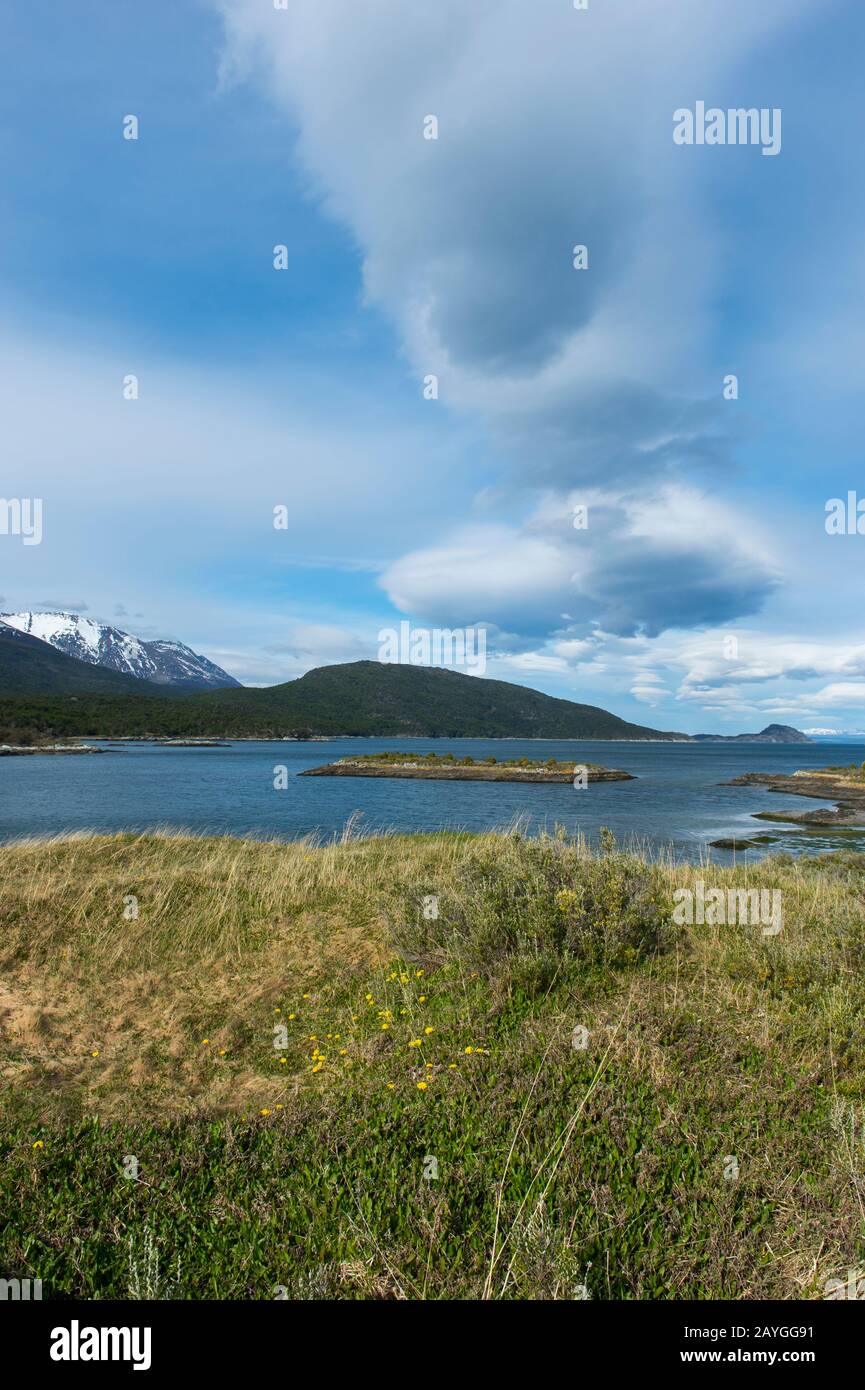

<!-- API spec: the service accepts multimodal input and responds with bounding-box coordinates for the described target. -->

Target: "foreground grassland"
[1,828,864,1300]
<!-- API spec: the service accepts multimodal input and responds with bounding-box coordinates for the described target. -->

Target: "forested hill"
[0,659,687,740]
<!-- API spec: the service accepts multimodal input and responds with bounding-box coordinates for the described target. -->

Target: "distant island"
[299,752,634,782]
[693,724,811,744]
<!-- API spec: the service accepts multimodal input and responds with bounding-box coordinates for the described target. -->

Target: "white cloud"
[379,484,779,639]
[810,683,865,709]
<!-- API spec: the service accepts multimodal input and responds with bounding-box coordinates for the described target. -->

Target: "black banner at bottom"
[1,1297,858,1376]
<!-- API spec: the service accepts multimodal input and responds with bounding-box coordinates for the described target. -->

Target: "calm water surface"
[3,737,864,862]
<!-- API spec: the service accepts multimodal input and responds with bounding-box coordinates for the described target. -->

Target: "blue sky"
[2,0,864,733]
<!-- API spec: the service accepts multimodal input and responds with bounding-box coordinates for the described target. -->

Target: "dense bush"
[397,830,674,987]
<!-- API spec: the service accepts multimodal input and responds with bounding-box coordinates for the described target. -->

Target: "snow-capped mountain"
[0,611,241,689]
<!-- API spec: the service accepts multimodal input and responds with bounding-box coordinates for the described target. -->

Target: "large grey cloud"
[380,485,780,641]
[215,0,807,632]
[217,3,803,398]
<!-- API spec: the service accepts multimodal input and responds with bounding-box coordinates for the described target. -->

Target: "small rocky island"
[153,739,230,747]
[729,764,865,827]
[0,743,105,757]
[299,752,634,783]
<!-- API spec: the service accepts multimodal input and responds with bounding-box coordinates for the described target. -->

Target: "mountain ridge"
[0,622,172,697]
[0,611,239,690]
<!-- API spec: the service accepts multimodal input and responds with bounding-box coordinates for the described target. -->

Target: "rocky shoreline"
[728,769,865,828]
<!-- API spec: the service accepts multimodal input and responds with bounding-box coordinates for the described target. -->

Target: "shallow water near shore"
[3,736,865,862]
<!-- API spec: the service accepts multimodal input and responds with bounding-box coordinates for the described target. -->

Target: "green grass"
[1,828,864,1299]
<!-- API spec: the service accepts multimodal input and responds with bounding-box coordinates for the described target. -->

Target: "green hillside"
[0,659,686,740]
